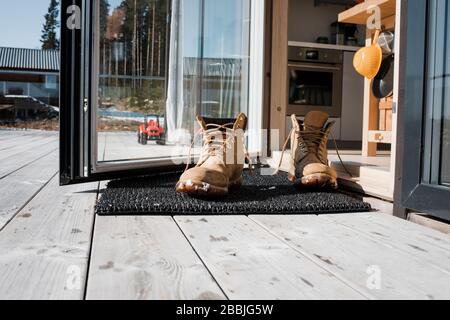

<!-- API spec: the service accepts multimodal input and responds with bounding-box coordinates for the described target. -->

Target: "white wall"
[289,0,364,44]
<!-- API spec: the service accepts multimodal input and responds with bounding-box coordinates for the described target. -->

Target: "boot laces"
[298,129,326,157]
[201,124,235,162]
[275,126,353,178]
[184,123,253,173]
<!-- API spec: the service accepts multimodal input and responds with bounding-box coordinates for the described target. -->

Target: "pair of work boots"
[176,111,338,196]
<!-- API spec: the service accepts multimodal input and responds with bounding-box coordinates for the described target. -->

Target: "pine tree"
[41,0,60,50]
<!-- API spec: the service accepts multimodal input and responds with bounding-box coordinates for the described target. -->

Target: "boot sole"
[176,177,243,196]
[300,173,338,189]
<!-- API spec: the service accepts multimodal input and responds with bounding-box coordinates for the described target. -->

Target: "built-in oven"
[288,47,343,117]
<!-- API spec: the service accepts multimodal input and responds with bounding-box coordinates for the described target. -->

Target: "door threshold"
[267,150,394,201]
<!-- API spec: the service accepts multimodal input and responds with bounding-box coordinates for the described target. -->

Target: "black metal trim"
[395,0,450,221]
[393,0,408,219]
[60,0,181,185]
[60,0,84,185]
[60,164,186,185]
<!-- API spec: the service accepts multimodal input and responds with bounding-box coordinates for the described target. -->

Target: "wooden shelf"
[338,0,396,25]
[368,130,392,144]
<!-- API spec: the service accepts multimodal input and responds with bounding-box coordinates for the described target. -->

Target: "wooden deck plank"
[0,134,42,151]
[251,214,450,300]
[86,216,225,300]
[0,135,57,161]
[0,176,98,300]
[323,213,450,272]
[0,132,56,152]
[0,134,58,157]
[0,130,449,301]
[0,131,33,141]
[333,212,450,249]
[175,216,367,300]
[0,150,58,230]
[0,137,58,179]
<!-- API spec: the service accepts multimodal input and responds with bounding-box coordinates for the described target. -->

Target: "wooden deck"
[1,130,450,300]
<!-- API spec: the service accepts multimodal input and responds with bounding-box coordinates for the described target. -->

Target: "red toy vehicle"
[138,114,166,145]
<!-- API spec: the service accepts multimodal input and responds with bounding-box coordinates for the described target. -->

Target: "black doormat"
[95,170,371,215]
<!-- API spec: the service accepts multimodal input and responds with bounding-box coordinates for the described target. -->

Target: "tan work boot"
[287,111,338,189]
[176,113,248,196]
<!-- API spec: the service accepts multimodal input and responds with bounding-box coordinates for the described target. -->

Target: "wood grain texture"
[0,134,57,161]
[0,131,31,141]
[0,136,58,179]
[0,176,98,300]
[408,214,450,235]
[361,29,380,158]
[0,130,449,300]
[328,212,450,253]
[270,0,289,148]
[338,0,396,25]
[0,132,45,151]
[0,151,58,229]
[252,214,450,300]
[379,109,386,131]
[86,216,225,300]
[175,215,366,300]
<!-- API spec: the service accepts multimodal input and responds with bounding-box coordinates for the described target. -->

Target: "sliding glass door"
[165,0,252,146]
[95,0,170,165]
[60,0,265,184]
[398,0,450,219]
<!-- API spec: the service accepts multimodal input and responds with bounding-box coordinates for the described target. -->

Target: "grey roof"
[183,57,245,77]
[0,47,60,71]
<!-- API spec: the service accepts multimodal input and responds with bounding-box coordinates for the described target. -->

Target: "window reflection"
[97,0,251,163]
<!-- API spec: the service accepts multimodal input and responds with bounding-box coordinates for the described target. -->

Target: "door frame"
[60,0,182,185]
[394,0,450,221]
[60,0,86,185]
[90,0,174,175]
[60,0,271,185]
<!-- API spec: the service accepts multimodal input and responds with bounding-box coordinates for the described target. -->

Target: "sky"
[0,0,51,49]
[0,0,248,58]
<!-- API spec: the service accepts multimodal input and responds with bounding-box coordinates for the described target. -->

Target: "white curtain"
[247,0,265,154]
[165,0,265,151]
[165,0,185,143]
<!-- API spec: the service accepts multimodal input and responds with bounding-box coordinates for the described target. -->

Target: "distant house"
[0,47,60,107]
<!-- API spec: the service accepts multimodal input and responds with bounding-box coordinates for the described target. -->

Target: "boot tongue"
[303,111,329,131]
[233,113,247,131]
[197,114,247,131]
[196,116,208,131]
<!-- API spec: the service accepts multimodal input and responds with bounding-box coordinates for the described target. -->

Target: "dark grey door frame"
[60,0,272,185]
[394,0,450,221]
[60,0,178,185]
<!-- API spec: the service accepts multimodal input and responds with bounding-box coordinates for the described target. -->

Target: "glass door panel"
[440,2,450,185]
[201,0,250,119]
[422,0,450,186]
[398,0,450,220]
[60,0,264,184]
[442,105,450,186]
[91,0,257,174]
[96,0,171,164]
[289,69,333,106]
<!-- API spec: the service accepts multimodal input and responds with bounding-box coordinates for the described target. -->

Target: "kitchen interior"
[269,0,400,201]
